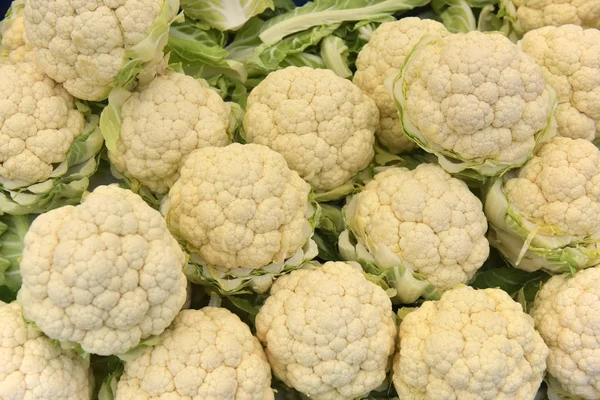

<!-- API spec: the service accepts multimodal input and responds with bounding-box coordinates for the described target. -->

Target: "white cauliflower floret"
[166,143,312,270]
[485,136,600,273]
[17,185,188,356]
[106,71,231,194]
[255,261,397,400]
[502,0,600,33]
[0,301,93,400]
[519,25,600,141]
[243,66,378,191]
[531,266,600,399]
[115,307,274,400]
[0,62,85,186]
[394,31,556,176]
[23,0,180,101]
[393,286,549,399]
[346,164,489,294]
[354,17,449,153]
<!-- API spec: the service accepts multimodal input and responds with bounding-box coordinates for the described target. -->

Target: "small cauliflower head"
[23,0,180,101]
[393,285,549,399]
[0,301,93,400]
[0,62,85,186]
[519,25,600,142]
[531,266,600,399]
[115,307,274,400]
[166,143,312,270]
[485,137,600,273]
[255,261,397,400]
[341,164,489,303]
[0,0,35,64]
[354,17,449,154]
[17,185,188,356]
[104,71,231,194]
[501,0,600,34]
[243,66,378,191]
[392,31,556,177]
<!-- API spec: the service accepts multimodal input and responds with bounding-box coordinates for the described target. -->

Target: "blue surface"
[0,1,9,18]
[293,0,312,5]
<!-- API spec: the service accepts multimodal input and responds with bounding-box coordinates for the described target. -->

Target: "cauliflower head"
[501,0,600,34]
[485,137,600,273]
[0,0,35,64]
[392,30,556,176]
[0,61,103,215]
[243,66,378,191]
[531,266,600,399]
[115,307,274,400]
[255,261,397,400]
[393,285,549,399]
[354,17,449,154]
[0,301,93,400]
[341,164,489,303]
[166,143,312,271]
[23,0,180,101]
[104,71,231,195]
[17,185,188,356]
[519,25,600,142]
[0,62,85,186]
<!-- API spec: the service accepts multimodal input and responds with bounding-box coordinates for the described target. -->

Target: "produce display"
[0,0,599,399]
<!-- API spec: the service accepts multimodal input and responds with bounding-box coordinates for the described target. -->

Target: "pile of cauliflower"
[0,0,599,399]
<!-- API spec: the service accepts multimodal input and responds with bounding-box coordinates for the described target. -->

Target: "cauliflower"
[164,143,317,294]
[485,136,600,274]
[0,0,35,64]
[114,307,274,400]
[339,164,489,303]
[500,0,600,35]
[391,30,557,177]
[255,261,397,400]
[393,285,549,399]
[354,17,449,154]
[243,66,378,192]
[519,25,600,142]
[22,0,181,101]
[17,185,188,356]
[101,70,232,195]
[531,266,600,400]
[0,301,93,399]
[0,62,103,215]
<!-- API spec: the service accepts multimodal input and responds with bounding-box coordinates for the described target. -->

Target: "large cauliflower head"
[485,137,600,274]
[531,266,600,399]
[166,143,312,270]
[17,185,188,356]
[255,261,397,400]
[393,286,549,399]
[504,137,600,236]
[106,71,231,194]
[23,0,180,101]
[0,301,93,399]
[347,164,489,292]
[0,62,85,186]
[354,17,449,154]
[116,307,274,400]
[503,0,600,33]
[243,66,378,191]
[520,25,600,141]
[395,31,556,176]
